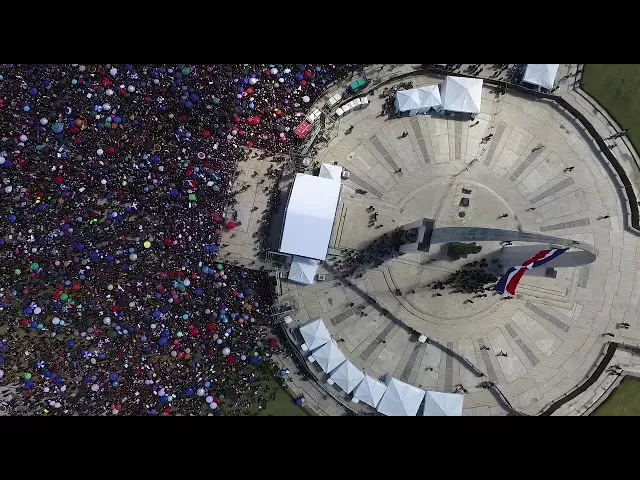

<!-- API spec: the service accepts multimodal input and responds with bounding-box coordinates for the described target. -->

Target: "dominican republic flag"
[495,248,568,296]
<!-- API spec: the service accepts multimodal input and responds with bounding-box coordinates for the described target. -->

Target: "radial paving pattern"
[280,73,640,416]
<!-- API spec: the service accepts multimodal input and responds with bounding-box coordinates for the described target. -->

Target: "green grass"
[259,382,311,416]
[592,377,640,416]
[582,64,640,155]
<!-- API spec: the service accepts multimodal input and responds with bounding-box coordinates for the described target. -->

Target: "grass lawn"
[592,377,640,416]
[258,381,311,417]
[582,64,640,155]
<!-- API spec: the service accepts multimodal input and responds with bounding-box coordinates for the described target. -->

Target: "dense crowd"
[0,63,363,415]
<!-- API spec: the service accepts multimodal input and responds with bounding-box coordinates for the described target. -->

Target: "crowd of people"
[0,63,364,415]
[428,259,499,299]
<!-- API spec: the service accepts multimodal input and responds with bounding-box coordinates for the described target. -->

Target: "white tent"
[440,76,483,114]
[279,174,341,260]
[298,318,331,351]
[523,64,559,90]
[422,390,464,416]
[319,163,343,182]
[352,375,388,408]
[288,256,320,285]
[329,360,365,394]
[312,340,347,374]
[376,377,425,416]
[416,85,442,112]
[394,89,422,116]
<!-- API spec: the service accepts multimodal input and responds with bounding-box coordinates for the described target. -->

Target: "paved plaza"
[224,65,640,415]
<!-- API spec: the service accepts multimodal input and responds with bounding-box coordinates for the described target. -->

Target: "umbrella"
[302,96,310,103]
[225,221,237,229]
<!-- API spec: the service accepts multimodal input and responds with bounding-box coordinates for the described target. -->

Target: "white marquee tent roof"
[312,340,347,374]
[422,390,464,416]
[416,85,442,109]
[352,375,388,408]
[298,318,331,351]
[288,256,320,285]
[523,64,559,90]
[440,76,483,114]
[319,163,343,182]
[280,174,341,260]
[329,359,365,394]
[395,89,422,112]
[376,377,426,416]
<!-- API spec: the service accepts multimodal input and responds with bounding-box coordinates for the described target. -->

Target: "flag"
[496,248,567,296]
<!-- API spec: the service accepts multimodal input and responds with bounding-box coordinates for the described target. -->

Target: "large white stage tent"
[298,318,331,351]
[279,174,341,261]
[329,359,365,394]
[352,375,388,408]
[440,76,483,114]
[288,256,320,285]
[523,64,559,90]
[422,390,464,416]
[312,340,347,374]
[376,376,425,416]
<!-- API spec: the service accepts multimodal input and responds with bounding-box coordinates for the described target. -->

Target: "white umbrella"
[302,96,310,103]
[270,68,278,75]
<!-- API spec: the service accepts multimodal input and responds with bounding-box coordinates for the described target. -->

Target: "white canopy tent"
[394,89,422,116]
[523,64,559,90]
[329,360,365,394]
[298,318,331,351]
[376,376,425,416]
[422,390,464,416]
[312,340,347,374]
[319,163,343,182]
[279,174,341,260]
[440,76,483,114]
[352,375,388,408]
[288,256,320,285]
[416,85,442,112]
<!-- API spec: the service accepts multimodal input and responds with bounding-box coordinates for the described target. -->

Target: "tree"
[448,242,482,260]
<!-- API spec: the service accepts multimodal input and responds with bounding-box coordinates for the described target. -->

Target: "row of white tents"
[298,318,464,416]
[395,76,483,116]
[395,65,560,118]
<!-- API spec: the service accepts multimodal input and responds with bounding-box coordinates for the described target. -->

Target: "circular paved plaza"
[277,70,640,415]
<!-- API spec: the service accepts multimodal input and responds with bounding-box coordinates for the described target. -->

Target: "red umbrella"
[213,214,222,223]
[225,221,237,230]
[268,338,279,348]
[228,355,237,364]
[304,70,312,79]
